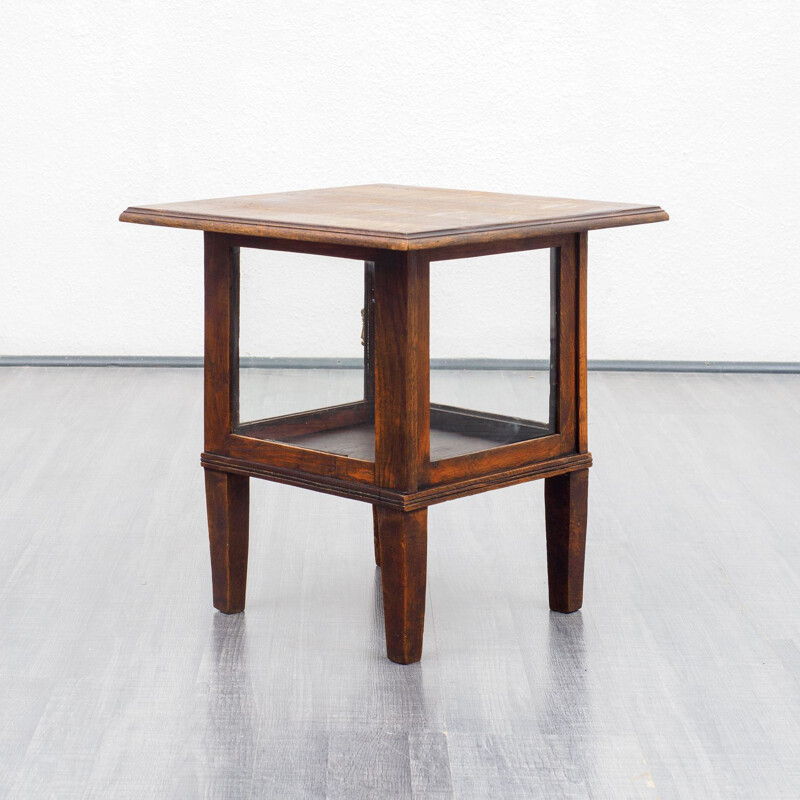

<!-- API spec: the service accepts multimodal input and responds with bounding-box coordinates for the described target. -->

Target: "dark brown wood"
[204,232,239,451]
[204,468,249,613]
[123,182,667,663]
[419,453,591,510]
[202,451,383,504]
[363,261,376,410]
[429,432,564,483]
[203,233,250,614]
[576,233,589,453]
[544,468,588,613]
[201,451,591,511]
[365,262,381,567]
[372,506,381,566]
[225,433,375,483]
[373,249,430,661]
[549,247,560,431]
[235,410,552,464]
[235,401,369,441]
[278,422,374,459]
[425,234,565,261]
[229,233,382,262]
[430,403,550,442]
[555,241,577,449]
[376,507,427,664]
[412,211,667,251]
[314,422,499,462]
[373,250,430,491]
[121,184,668,251]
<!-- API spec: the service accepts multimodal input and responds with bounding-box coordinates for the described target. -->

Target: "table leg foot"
[545,469,588,613]
[377,507,427,664]
[372,506,382,567]
[204,468,249,614]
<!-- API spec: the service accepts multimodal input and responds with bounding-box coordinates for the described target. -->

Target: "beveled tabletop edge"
[119,207,669,251]
[120,185,668,251]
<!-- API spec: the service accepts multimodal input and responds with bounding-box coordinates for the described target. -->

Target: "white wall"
[2,1,798,362]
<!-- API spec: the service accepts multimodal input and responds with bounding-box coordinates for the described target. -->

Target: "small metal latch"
[360,308,365,347]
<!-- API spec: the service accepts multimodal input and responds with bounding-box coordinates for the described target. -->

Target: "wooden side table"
[121,184,667,663]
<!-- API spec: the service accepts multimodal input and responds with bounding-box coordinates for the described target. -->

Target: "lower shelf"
[284,422,550,464]
[235,401,553,461]
[284,421,493,461]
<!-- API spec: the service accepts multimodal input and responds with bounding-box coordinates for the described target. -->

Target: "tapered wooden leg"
[372,505,382,567]
[544,469,588,613]
[377,507,427,664]
[205,469,249,614]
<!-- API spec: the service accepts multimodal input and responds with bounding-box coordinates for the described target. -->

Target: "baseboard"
[0,355,798,373]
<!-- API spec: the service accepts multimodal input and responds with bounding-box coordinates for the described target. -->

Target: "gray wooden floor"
[1,368,799,799]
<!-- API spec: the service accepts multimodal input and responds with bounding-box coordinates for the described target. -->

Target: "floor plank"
[0,367,798,798]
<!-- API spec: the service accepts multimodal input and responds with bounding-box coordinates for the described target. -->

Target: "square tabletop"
[120,183,667,250]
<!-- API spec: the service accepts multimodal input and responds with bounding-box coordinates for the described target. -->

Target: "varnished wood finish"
[363,261,376,408]
[576,233,589,453]
[201,450,592,511]
[376,507,428,664]
[430,403,550,441]
[363,261,382,568]
[229,233,382,262]
[202,234,250,613]
[204,469,249,614]
[372,250,431,660]
[544,469,589,613]
[234,411,554,464]
[373,250,430,492]
[225,433,375,483]
[549,246,560,430]
[235,400,369,441]
[372,505,381,567]
[123,183,667,662]
[203,232,239,451]
[426,233,564,261]
[121,184,668,250]
[429,432,565,484]
[555,239,577,447]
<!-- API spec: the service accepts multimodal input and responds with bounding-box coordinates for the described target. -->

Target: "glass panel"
[429,247,556,460]
[236,250,373,460]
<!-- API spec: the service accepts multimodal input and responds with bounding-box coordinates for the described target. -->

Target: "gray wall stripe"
[0,356,798,373]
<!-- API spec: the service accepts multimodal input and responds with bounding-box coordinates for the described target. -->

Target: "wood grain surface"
[204,469,249,614]
[544,468,589,612]
[120,184,668,250]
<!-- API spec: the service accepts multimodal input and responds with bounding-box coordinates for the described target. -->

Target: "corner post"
[203,232,249,613]
[363,261,383,567]
[373,249,430,663]
[545,232,589,612]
